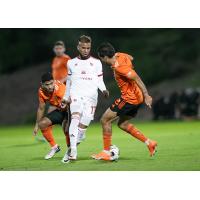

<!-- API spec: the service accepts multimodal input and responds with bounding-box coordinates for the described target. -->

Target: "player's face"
[53,45,65,57]
[77,42,91,57]
[42,80,55,93]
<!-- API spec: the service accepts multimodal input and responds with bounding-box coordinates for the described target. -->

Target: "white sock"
[78,127,87,141]
[145,139,150,145]
[69,116,80,149]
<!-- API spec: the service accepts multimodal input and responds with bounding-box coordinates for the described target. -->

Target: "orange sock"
[103,133,112,151]
[41,126,56,147]
[125,124,148,143]
[65,132,70,147]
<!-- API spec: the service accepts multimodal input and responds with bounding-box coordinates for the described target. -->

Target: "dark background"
[0,29,200,124]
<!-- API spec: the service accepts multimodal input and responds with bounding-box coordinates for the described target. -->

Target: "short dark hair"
[78,35,92,43]
[41,72,53,83]
[97,42,115,58]
[54,40,65,47]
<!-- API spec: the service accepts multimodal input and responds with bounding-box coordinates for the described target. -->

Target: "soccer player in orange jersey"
[33,72,70,160]
[92,43,157,161]
[52,41,71,83]
[45,41,71,150]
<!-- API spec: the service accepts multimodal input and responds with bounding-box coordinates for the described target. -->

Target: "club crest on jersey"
[75,63,78,66]
[81,71,86,74]
[90,62,93,66]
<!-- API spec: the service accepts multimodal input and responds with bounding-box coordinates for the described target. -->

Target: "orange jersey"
[38,80,66,108]
[112,52,144,105]
[51,54,71,81]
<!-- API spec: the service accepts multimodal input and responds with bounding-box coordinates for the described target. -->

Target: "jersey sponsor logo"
[90,62,94,66]
[80,77,92,80]
[75,63,78,66]
[81,71,86,74]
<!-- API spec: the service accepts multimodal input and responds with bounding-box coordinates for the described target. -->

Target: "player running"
[92,43,157,161]
[33,72,70,160]
[61,35,109,162]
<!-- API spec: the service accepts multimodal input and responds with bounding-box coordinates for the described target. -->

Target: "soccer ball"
[110,145,120,161]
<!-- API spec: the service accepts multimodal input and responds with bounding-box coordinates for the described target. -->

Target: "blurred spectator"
[152,88,200,120]
[179,88,199,120]
[152,92,179,120]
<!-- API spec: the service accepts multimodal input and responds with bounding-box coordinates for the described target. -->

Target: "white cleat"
[61,147,71,163]
[44,145,60,160]
[68,147,77,160]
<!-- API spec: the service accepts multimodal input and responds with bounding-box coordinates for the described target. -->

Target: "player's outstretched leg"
[117,116,157,156]
[92,108,118,161]
[38,117,60,160]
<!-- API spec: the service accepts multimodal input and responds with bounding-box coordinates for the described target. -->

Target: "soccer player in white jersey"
[61,35,109,162]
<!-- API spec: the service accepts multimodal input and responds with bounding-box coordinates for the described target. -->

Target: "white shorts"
[70,96,97,126]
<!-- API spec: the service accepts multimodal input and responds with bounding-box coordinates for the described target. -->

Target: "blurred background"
[0,28,200,125]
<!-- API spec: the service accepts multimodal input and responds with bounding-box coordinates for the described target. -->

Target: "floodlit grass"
[0,121,200,171]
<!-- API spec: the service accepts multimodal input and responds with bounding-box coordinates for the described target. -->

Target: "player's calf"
[38,117,51,130]
[119,121,158,157]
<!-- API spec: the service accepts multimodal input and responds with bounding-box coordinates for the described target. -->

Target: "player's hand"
[102,90,109,98]
[61,98,71,110]
[33,124,39,136]
[144,94,152,109]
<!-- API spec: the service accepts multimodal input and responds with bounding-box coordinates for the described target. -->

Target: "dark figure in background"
[152,92,179,120]
[179,88,199,119]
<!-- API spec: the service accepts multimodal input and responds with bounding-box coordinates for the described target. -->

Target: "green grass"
[0,121,200,171]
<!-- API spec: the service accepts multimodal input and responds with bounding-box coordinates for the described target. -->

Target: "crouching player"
[92,43,157,161]
[33,72,70,160]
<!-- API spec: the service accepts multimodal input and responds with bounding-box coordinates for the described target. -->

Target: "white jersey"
[67,56,106,101]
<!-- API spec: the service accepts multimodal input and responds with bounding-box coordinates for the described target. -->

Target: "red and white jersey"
[66,56,106,100]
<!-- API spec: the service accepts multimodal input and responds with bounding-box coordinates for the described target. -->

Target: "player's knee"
[38,119,48,130]
[117,121,128,131]
[100,116,107,125]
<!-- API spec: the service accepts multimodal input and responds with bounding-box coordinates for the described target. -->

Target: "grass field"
[0,121,200,171]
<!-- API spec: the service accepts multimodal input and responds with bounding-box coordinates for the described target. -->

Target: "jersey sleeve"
[96,60,103,77]
[115,55,137,79]
[67,61,72,75]
[96,60,107,92]
[38,90,45,103]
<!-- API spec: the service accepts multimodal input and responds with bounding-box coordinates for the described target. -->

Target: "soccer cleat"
[68,147,77,160]
[61,147,71,163]
[147,140,158,157]
[45,145,60,160]
[91,150,112,161]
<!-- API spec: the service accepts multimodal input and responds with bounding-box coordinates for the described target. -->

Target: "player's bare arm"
[132,73,152,108]
[33,101,45,135]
